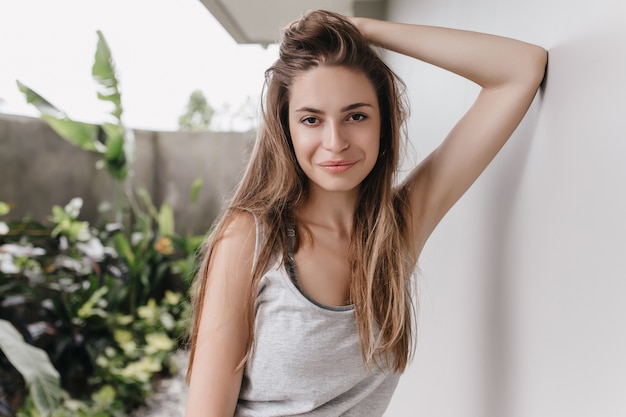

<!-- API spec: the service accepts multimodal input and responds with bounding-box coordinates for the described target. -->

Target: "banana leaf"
[0,319,61,417]
[92,30,123,121]
[17,81,105,154]
[42,115,105,153]
[101,122,127,180]
[16,80,65,119]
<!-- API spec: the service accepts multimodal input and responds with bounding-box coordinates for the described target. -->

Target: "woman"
[184,10,546,416]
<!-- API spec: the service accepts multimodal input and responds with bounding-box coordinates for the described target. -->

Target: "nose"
[322,121,349,153]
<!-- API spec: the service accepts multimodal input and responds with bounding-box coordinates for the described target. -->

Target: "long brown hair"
[186,9,415,381]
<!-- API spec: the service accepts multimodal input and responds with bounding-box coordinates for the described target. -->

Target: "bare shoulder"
[219,210,257,243]
[208,210,257,283]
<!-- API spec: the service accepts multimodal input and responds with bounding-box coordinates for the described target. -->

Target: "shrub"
[0,199,200,416]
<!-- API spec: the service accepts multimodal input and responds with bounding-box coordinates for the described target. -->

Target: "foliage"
[6,27,207,417]
[0,199,200,417]
[17,385,125,417]
[89,292,188,406]
[16,31,132,183]
[0,320,61,416]
[178,90,215,131]
[0,202,10,216]
[17,30,133,227]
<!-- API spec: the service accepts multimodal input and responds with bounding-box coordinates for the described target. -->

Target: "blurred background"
[1,0,625,416]
[0,0,279,132]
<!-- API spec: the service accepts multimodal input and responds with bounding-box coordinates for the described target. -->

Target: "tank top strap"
[285,225,299,287]
[252,214,263,272]
[286,226,296,258]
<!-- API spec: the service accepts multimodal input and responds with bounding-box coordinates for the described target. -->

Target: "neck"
[296,186,359,234]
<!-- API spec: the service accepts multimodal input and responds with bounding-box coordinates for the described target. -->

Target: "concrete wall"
[383,1,626,416]
[0,114,253,235]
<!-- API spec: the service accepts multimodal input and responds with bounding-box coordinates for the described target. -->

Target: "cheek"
[290,127,317,161]
[288,122,304,161]
[364,132,381,158]
[290,135,311,168]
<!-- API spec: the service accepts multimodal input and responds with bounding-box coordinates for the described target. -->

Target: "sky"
[0,0,280,131]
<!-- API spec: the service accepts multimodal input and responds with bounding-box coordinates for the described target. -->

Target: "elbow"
[487,44,548,90]
[526,45,548,88]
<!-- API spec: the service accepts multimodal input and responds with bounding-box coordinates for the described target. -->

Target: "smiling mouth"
[318,161,357,173]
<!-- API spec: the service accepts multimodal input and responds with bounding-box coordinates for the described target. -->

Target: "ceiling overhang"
[198,0,387,46]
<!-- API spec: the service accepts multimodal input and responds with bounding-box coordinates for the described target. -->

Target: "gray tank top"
[235,220,400,416]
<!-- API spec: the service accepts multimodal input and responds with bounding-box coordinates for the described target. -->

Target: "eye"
[301,116,319,126]
[348,113,368,122]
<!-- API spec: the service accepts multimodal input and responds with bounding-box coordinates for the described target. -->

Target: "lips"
[318,160,357,173]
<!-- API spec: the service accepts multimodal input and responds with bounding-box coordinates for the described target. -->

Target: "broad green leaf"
[92,31,123,121]
[118,357,161,383]
[67,220,89,241]
[136,188,158,218]
[0,319,61,416]
[106,156,127,181]
[41,115,105,153]
[137,299,158,324]
[50,205,65,223]
[164,290,181,305]
[157,203,174,236]
[101,123,128,180]
[77,286,109,320]
[139,268,151,292]
[190,178,203,203]
[91,384,116,407]
[114,233,135,267]
[16,80,65,119]
[145,332,175,353]
[113,329,133,345]
[116,339,138,357]
[102,124,124,160]
[134,212,152,236]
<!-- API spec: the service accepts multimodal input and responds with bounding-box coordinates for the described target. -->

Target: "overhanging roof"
[198,0,387,46]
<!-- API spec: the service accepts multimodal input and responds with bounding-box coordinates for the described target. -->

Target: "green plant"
[17,385,125,417]
[89,291,188,407]
[0,320,61,417]
[178,89,215,131]
[0,198,195,416]
[6,27,205,417]
[15,29,203,313]
[17,30,133,223]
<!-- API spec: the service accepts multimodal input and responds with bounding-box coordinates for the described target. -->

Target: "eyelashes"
[299,113,368,126]
[349,113,367,122]
[301,116,318,125]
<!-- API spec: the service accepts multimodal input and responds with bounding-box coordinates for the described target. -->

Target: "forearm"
[352,17,546,88]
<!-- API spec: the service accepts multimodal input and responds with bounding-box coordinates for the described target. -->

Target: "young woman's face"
[288,65,381,196]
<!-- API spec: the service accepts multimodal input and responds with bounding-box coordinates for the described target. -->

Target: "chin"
[310,179,363,195]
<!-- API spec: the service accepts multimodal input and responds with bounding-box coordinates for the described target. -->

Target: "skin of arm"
[351,17,548,257]
[184,212,256,416]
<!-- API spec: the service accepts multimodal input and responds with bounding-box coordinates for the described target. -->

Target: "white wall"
[383,0,626,416]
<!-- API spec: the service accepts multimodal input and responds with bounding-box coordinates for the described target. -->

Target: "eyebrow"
[294,102,373,114]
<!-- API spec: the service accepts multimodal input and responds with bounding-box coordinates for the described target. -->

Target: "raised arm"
[184,212,256,416]
[352,17,547,257]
